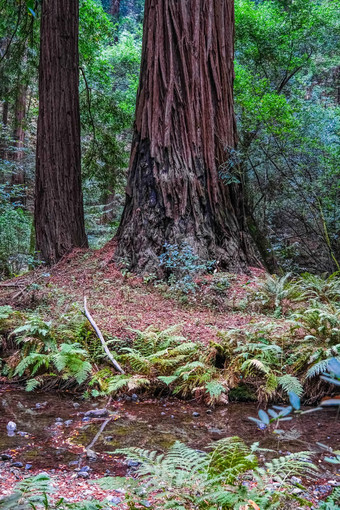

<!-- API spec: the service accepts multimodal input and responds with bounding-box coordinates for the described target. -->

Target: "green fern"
[278,374,303,396]
[95,438,317,509]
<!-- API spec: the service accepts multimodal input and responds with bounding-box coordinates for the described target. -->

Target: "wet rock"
[107,496,122,505]
[11,462,23,468]
[170,415,175,419]
[73,402,80,408]
[86,449,97,461]
[84,408,109,418]
[105,436,114,442]
[6,421,16,435]
[126,459,140,468]
[291,476,302,485]
[77,471,89,478]
[55,417,63,423]
[79,465,91,473]
[25,464,32,470]
[35,402,48,409]
[161,412,166,416]
[82,416,90,422]
[206,409,213,415]
[1,454,12,461]
[64,420,73,427]
[192,412,200,417]
[131,394,138,402]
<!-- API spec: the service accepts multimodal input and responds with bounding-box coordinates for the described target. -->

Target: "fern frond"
[278,374,303,396]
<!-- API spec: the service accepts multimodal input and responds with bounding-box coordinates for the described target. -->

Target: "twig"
[83,296,125,374]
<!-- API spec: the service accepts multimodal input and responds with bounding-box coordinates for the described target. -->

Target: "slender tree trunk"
[116,0,256,273]
[35,0,88,265]
[110,0,120,17]
[11,84,27,186]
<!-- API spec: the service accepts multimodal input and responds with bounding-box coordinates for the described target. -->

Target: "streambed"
[0,385,339,480]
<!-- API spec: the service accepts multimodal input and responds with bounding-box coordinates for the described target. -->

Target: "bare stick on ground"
[83,296,125,374]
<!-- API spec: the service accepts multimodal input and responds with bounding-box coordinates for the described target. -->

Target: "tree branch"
[83,296,125,374]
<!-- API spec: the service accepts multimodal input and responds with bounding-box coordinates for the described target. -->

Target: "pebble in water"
[6,421,16,437]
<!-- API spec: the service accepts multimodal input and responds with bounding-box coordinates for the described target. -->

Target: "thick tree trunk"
[116,0,256,273]
[35,0,88,265]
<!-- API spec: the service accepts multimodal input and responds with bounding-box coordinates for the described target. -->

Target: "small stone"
[161,412,166,416]
[69,461,78,466]
[17,431,29,436]
[126,459,140,468]
[106,496,122,505]
[206,409,213,415]
[82,416,90,422]
[84,408,108,418]
[64,420,73,427]
[192,412,200,417]
[105,436,114,442]
[86,449,97,461]
[79,465,91,472]
[73,403,80,408]
[77,471,89,478]
[291,476,302,485]
[11,462,23,468]
[1,454,12,461]
[55,417,63,423]
[131,394,138,402]
[170,415,175,419]
[6,421,16,432]
[25,464,32,470]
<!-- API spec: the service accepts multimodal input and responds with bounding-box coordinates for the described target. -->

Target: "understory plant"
[0,473,114,509]
[3,313,94,390]
[89,325,228,404]
[95,437,318,509]
[159,242,215,294]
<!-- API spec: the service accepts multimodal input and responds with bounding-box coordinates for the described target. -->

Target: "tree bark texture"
[110,0,120,17]
[11,84,27,186]
[116,0,255,273]
[35,0,88,265]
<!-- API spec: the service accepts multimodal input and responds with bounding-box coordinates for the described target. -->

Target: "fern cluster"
[95,437,318,509]
[89,325,228,404]
[4,312,94,391]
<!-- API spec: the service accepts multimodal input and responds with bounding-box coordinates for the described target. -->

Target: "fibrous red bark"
[35,0,87,265]
[116,0,255,273]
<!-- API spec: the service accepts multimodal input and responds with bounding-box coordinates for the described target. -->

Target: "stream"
[0,386,339,479]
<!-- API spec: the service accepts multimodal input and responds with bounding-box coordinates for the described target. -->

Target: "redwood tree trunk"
[35,0,88,265]
[116,0,255,273]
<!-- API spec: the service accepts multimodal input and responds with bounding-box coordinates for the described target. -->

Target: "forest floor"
[0,240,265,344]
[0,243,339,508]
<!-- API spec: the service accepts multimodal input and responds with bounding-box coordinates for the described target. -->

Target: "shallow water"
[0,386,339,476]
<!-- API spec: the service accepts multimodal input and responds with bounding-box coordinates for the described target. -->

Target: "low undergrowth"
[0,270,339,404]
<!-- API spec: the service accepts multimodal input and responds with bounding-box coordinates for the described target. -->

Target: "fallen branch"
[83,296,125,374]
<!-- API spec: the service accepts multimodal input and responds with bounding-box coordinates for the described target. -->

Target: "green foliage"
[159,243,215,294]
[95,438,317,509]
[90,325,228,404]
[5,313,93,390]
[0,472,114,509]
[235,0,340,272]
[0,185,34,277]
